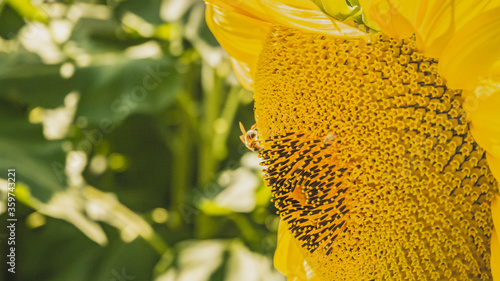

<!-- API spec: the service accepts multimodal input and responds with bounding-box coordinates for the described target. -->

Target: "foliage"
[0,0,283,280]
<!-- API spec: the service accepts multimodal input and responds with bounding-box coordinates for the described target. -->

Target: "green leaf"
[0,56,184,125]
[75,57,183,124]
[0,103,66,202]
[0,3,25,38]
[5,0,48,23]
[17,215,158,281]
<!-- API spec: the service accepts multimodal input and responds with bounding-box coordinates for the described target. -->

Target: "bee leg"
[239,122,247,135]
[250,124,258,131]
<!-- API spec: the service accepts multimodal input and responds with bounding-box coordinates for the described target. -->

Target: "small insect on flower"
[239,122,263,152]
[324,132,337,143]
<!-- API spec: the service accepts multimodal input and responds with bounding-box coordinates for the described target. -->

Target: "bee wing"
[239,122,247,135]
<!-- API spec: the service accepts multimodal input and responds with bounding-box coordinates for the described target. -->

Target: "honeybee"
[239,122,263,152]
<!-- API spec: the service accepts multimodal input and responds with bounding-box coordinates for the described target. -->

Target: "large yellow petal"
[207,0,366,37]
[465,86,500,153]
[487,153,500,186]
[274,220,306,279]
[205,3,270,67]
[465,84,500,181]
[274,220,322,280]
[493,229,500,281]
[205,0,272,23]
[438,7,500,90]
[414,0,500,58]
[259,0,366,37]
[492,195,500,280]
[358,0,418,39]
[230,58,254,91]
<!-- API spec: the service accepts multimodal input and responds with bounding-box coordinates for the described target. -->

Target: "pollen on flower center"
[255,26,498,280]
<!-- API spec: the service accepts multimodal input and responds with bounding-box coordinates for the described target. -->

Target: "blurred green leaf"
[0,3,25,38]
[76,58,183,123]
[0,103,66,202]
[116,0,163,25]
[6,0,48,23]
[0,57,183,124]
[0,0,284,280]
[17,213,158,281]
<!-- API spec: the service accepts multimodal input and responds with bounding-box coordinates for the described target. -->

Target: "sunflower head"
[206,0,500,280]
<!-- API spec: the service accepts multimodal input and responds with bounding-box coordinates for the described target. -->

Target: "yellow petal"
[274,220,305,278]
[259,0,366,37]
[358,0,418,39]
[464,83,500,181]
[231,58,255,91]
[205,0,272,22]
[207,0,365,38]
[492,194,500,231]
[274,220,322,280]
[493,229,500,281]
[465,85,500,152]
[492,60,500,82]
[464,86,500,145]
[487,153,500,185]
[438,7,500,90]
[205,3,270,66]
[415,0,500,58]
[274,220,290,274]
[492,195,500,280]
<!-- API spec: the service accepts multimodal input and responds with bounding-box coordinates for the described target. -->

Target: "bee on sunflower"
[205,0,500,280]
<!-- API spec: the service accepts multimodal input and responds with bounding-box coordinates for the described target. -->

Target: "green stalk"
[212,85,241,160]
[143,231,169,255]
[198,61,223,186]
[229,213,259,243]
[166,64,198,229]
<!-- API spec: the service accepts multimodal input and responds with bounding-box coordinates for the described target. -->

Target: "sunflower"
[205,0,500,280]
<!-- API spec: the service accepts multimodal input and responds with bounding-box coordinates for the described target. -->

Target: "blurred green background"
[0,0,284,280]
